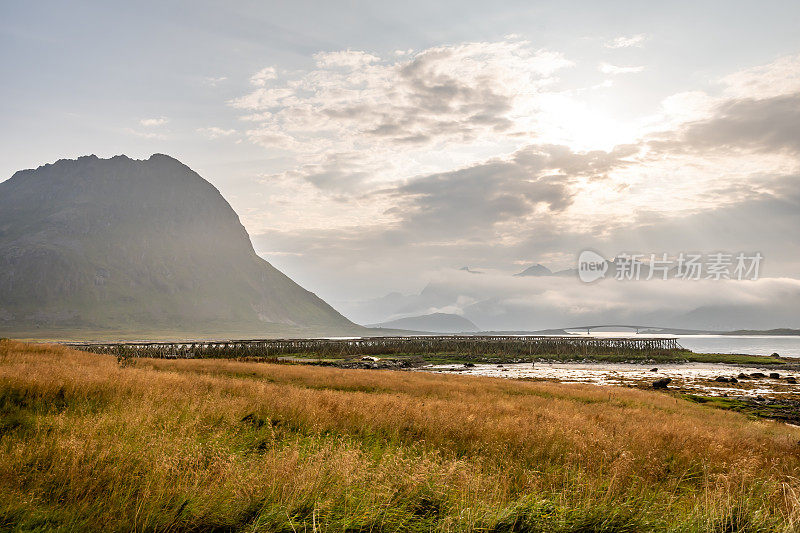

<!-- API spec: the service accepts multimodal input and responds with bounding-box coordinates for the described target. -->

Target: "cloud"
[233,39,571,147]
[202,76,228,87]
[237,48,800,325]
[605,34,647,48]
[127,116,169,139]
[253,169,800,314]
[599,62,644,75]
[650,54,800,128]
[357,270,800,330]
[313,50,380,69]
[244,127,310,152]
[264,152,384,193]
[388,143,640,240]
[196,126,237,139]
[249,141,639,291]
[649,92,800,155]
[721,54,800,100]
[311,180,800,326]
[395,162,568,237]
[248,93,800,306]
[231,38,573,188]
[249,67,276,86]
[139,117,168,127]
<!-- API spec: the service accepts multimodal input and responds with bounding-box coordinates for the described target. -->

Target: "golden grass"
[2,339,800,531]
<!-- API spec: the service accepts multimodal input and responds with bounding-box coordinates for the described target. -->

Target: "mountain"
[0,154,358,338]
[669,303,800,331]
[725,328,800,336]
[340,268,800,332]
[370,313,479,333]
[514,264,552,277]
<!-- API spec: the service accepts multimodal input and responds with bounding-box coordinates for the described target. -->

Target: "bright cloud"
[605,34,647,48]
[202,76,228,87]
[138,117,168,127]
[313,50,380,68]
[249,67,277,87]
[197,126,237,139]
[720,54,800,99]
[231,38,574,189]
[599,62,645,75]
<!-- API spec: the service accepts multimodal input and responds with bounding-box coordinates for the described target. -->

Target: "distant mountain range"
[638,327,800,336]
[0,154,360,339]
[338,269,800,332]
[514,264,552,277]
[514,260,626,278]
[368,312,479,333]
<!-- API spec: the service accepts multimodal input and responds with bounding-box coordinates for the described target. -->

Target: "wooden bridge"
[563,325,667,334]
[65,335,684,359]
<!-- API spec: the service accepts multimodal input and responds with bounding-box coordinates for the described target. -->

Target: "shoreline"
[420,360,800,424]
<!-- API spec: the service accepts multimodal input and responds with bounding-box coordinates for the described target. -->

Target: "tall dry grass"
[1,339,800,531]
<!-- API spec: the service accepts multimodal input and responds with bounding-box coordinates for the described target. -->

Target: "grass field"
[2,339,800,532]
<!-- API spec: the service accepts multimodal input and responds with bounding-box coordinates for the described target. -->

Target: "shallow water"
[561,332,800,357]
[675,335,800,357]
[423,361,800,399]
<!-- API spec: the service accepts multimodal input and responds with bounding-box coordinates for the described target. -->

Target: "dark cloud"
[305,167,370,191]
[650,93,800,155]
[390,48,517,138]
[269,152,379,194]
[514,144,639,177]
[388,143,638,238]
[399,166,561,230]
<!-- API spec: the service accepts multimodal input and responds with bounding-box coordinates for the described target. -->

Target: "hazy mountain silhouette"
[0,154,357,338]
[514,264,552,277]
[370,312,479,333]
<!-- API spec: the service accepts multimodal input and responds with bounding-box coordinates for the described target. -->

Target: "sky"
[2,1,800,328]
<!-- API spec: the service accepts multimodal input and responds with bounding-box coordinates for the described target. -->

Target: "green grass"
[684,394,800,424]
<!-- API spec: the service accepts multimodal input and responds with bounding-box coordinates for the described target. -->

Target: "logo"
[575,250,762,282]
[578,250,608,283]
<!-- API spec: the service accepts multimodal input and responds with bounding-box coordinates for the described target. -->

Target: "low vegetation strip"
[2,339,800,531]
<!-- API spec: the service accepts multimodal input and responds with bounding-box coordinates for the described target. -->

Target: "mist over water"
[572,331,800,357]
[676,336,800,357]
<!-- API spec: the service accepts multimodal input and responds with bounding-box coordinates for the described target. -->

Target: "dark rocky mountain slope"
[0,154,357,338]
